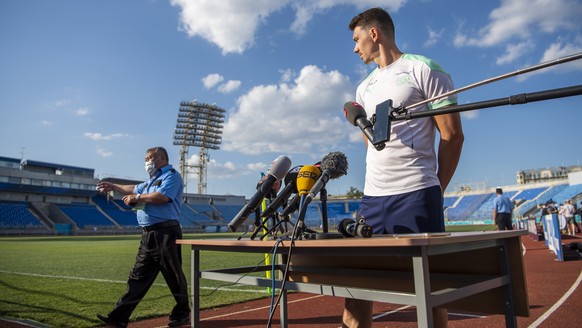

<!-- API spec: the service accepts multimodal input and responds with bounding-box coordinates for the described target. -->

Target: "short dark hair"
[496,188,503,194]
[147,147,168,162]
[348,7,395,37]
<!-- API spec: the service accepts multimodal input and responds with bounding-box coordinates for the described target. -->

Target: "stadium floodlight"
[173,100,225,194]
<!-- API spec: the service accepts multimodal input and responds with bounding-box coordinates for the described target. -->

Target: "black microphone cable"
[265,210,305,328]
[199,241,283,297]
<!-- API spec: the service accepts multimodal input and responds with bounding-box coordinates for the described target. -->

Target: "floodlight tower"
[173,100,225,194]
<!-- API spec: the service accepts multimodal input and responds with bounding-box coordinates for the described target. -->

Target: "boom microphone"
[261,165,302,218]
[343,101,385,151]
[306,151,348,202]
[228,155,292,232]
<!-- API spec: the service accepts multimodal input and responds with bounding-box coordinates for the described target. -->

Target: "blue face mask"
[145,160,156,176]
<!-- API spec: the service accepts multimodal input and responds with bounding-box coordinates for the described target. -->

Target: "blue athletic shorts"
[357,185,444,234]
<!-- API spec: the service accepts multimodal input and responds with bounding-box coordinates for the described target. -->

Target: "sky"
[1,0,581,198]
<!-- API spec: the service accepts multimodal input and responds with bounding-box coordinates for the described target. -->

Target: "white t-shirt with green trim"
[355,53,457,196]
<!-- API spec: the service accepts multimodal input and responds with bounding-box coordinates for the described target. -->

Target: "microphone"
[344,101,385,151]
[228,155,292,232]
[296,165,321,196]
[280,164,321,217]
[261,165,302,218]
[338,217,372,238]
[306,151,348,202]
[280,193,300,217]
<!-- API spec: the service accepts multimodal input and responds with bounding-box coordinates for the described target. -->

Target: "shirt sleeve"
[134,181,147,194]
[157,172,182,201]
[418,61,457,110]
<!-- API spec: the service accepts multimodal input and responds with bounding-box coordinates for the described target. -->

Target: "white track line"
[201,294,324,321]
[372,305,413,320]
[527,268,582,328]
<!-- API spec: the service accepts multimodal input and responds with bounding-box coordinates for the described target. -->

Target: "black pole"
[394,85,582,121]
[320,188,328,233]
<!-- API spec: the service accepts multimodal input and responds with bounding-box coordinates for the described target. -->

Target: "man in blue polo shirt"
[96,147,189,328]
[493,187,514,230]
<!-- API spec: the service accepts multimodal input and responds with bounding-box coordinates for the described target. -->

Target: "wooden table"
[177,230,529,327]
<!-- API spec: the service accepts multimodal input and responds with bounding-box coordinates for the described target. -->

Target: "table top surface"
[177,230,527,249]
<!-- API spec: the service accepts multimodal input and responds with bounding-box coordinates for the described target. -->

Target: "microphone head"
[338,218,354,237]
[343,101,367,126]
[284,165,303,193]
[268,155,292,180]
[296,165,321,196]
[320,151,348,179]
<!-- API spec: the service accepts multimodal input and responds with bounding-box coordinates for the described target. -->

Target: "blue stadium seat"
[58,203,114,227]
[445,194,491,221]
[92,196,137,226]
[0,202,42,228]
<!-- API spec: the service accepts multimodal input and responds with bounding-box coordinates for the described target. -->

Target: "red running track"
[130,235,582,328]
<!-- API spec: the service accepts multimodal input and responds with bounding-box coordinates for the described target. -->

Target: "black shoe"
[96,314,127,328]
[168,316,189,327]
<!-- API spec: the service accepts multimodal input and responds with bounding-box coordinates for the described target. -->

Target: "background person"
[563,199,576,235]
[344,7,464,328]
[493,187,514,230]
[96,147,189,328]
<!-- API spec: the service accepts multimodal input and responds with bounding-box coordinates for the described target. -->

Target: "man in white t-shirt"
[563,199,576,235]
[344,7,464,328]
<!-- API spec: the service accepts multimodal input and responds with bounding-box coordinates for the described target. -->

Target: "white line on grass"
[0,270,267,293]
[528,268,582,328]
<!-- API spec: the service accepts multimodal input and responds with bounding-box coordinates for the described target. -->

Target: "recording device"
[227,155,292,232]
[343,101,392,151]
[372,99,393,149]
[306,152,348,203]
[261,165,302,218]
[338,217,373,238]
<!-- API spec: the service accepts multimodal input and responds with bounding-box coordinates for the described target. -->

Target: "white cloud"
[495,42,535,65]
[218,80,242,94]
[55,99,71,107]
[518,40,582,80]
[221,65,353,155]
[41,120,52,126]
[83,132,129,141]
[96,148,113,157]
[171,0,407,54]
[461,110,479,120]
[202,73,224,89]
[76,107,90,116]
[290,0,406,35]
[456,0,581,48]
[279,69,294,83]
[539,41,582,70]
[423,26,444,48]
[170,0,289,54]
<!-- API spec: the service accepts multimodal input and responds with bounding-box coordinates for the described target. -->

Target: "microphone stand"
[320,188,329,233]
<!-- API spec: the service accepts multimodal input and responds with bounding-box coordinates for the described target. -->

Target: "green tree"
[346,186,363,199]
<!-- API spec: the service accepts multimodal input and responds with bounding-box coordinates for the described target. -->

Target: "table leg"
[279,289,288,328]
[499,242,517,328]
[413,247,434,328]
[191,248,199,328]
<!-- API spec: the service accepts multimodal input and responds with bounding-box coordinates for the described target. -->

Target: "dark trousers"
[495,213,513,230]
[108,221,190,324]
